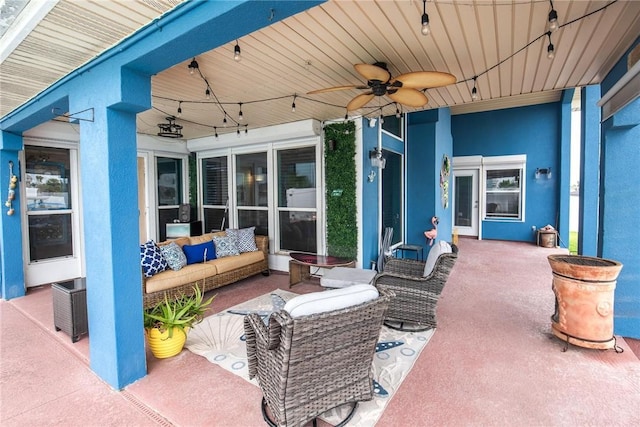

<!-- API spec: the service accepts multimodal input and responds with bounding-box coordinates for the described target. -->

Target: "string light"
[421,0,430,36]
[214,126,218,140]
[245,125,248,134]
[547,32,555,59]
[291,94,296,112]
[395,103,402,118]
[188,58,199,75]
[205,88,211,100]
[548,0,559,32]
[471,76,478,100]
[177,101,182,117]
[237,125,241,137]
[234,40,241,62]
[223,113,228,127]
[238,103,243,120]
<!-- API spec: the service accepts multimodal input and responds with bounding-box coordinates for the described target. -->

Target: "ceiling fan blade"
[307,85,358,95]
[393,71,457,89]
[355,63,391,82]
[347,93,375,111]
[388,88,428,107]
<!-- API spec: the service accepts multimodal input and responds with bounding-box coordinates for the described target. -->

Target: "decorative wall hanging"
[5,161,17,216]
[440,154,450,208]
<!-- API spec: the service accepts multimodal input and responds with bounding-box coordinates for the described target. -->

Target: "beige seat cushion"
[145,263,217,294]
[211,251,264,274]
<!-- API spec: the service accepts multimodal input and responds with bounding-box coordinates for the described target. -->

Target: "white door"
[452,169,479,237]
[22,145,83,287]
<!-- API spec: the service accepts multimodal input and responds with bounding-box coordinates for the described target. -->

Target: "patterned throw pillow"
[212,235,240,258]
[140,240,168,278]
[159,242,187,271]
[225,227,258,253]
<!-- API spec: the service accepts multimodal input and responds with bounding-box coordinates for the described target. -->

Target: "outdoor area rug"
[185,289,435,426]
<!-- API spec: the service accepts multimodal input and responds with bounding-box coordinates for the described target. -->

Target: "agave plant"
[143,283,215,338]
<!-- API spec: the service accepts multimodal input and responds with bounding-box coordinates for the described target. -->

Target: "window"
[277,147,317,253]
[202,156,228,232]
[483,155,526,221]
[236,153,268,236]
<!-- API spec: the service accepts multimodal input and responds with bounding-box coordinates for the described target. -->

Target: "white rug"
[185,289,434,426]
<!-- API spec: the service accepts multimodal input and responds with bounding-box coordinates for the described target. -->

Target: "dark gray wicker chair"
[374,243,458,331]
[244,288,392,427]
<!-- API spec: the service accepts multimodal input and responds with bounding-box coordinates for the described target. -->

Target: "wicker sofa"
[142,231,269,308]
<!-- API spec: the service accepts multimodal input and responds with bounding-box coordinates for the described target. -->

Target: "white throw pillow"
[423,240,452,277]
[284,284,379,318]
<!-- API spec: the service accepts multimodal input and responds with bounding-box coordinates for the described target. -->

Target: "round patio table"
[288,252,355,287]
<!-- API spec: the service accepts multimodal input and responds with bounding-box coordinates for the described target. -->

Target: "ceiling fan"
[308,62,456,111]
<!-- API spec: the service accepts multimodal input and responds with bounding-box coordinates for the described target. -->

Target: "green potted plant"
[144,283,215,358]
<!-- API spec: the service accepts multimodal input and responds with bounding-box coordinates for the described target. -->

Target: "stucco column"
[578,85,601,256]
[69,67,150,389]
[0,131,25,299]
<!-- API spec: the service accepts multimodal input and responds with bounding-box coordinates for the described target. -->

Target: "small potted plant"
[144,283,215,358]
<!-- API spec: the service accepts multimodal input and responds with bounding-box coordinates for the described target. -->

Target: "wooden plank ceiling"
[1,0,639,140]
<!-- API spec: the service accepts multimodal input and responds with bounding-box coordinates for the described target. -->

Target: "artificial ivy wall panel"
[324,121,357,260]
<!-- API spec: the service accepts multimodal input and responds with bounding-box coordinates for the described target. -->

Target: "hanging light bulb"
[421,0,430,36]
[471,76,478,100]
[245,125,248,134]
[205,88,211,100]
[291,95,296,113]
[188,58,199,76]
[214,126,219,140]
[237,125,241,137]
[548,1,559,32]
[238,103,243,120]
[344,109,349,121]
[177,102,182,117]
[223,114,228,127]
[234,41,241,62]
[547,33,555,59]
[395,104,401,118]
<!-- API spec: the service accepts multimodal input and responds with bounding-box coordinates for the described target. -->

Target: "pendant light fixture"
[291,94,296,112]
[421,0,430,36]
[238,103,243,120]
[157,116,183,138]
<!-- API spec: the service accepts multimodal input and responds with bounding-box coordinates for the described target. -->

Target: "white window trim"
[482,154,527,222]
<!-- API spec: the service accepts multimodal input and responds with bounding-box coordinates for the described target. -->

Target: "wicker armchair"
[374,243,458,331]
[244,286,392,427]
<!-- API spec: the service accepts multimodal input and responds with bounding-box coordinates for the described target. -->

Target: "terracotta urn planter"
[547,254,623,350]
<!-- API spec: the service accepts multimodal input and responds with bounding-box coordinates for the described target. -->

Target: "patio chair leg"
[384,320,433,332]
[261,398,357,427]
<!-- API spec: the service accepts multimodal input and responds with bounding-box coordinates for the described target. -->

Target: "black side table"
[396,244,424,261]
[52,278,88,343]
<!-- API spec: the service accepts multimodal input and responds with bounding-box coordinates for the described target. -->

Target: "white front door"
[452,169,479,237]
[22,145,83,287]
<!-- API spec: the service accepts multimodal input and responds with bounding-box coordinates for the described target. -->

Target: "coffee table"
[289,252,355,287]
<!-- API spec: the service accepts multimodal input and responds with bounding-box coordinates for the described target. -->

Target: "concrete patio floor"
[2,238,639,426]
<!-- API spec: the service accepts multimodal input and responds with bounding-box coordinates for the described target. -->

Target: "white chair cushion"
[423,240,452,277]
[284,284,379,318]
[320,267,377,288]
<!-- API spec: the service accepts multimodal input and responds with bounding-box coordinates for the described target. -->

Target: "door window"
[25,147,73,261]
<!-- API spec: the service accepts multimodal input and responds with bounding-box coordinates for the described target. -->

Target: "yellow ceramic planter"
[146,327,187,358]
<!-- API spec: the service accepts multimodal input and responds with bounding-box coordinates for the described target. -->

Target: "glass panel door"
[202,156,229,232]
[23,146,82,287]
[453,169,479,236]
[382,150,402,245]
[235,152,268,236]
